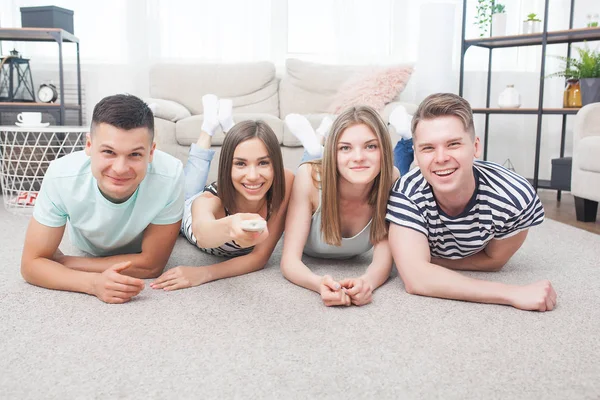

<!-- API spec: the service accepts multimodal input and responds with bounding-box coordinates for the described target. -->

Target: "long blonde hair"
[309,106,394,246]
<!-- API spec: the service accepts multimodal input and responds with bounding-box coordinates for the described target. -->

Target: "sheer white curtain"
[149,0,272,62]
[1,0,272,64]
[287,0,394,64]
[1,0,587,70]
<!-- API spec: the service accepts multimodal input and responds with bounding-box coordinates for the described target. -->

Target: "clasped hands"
[92,261,144,304]
[319,275,373,307]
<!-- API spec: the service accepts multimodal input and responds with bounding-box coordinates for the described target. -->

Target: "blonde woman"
[280,106,399,306]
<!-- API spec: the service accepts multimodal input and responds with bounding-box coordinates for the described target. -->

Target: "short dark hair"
[91,94,154,141]
[217,120,285,217]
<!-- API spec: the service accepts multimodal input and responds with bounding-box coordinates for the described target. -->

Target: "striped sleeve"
[386,190,428,237]
[495,193,545,239]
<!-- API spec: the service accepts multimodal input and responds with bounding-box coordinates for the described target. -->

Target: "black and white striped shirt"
[181,183,254,258]
[386,160,545,259]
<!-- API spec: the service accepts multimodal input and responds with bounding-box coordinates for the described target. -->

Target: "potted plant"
[475,1,506,37]
[548,44,600,105]
[523,13,542,34]
[491,3,507,37]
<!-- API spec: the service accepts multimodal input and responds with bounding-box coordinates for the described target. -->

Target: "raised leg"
[284,114,322,157]
[183,94,220,200]
[183,139,214,201]
[393,138,414,176]
[574,196,598,222]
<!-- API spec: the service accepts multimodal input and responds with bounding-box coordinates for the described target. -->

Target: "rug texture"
[0,200,599,399]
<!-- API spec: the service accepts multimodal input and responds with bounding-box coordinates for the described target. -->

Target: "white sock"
[284,114,322,157]
[315,115,334,143]
[218,99,235,133]
[201,94,220,136]
[388,105,412,140]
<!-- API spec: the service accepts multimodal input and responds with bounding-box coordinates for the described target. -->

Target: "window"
[286,0,394,64]
[153,0,272,62]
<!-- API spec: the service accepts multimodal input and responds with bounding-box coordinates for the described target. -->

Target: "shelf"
[0,126,87,132]
[0,102,81,110]
[0,28,82,127]
[465,27,600,49]
[459,1,586,194]
[472,107,580,115]
[526,178,558,190]
[0,28,78,43]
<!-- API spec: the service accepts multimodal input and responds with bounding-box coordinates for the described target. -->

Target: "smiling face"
[413,115,480,197]
[85,123,155,202]
[231,137,274,204]
[335,123,382,186]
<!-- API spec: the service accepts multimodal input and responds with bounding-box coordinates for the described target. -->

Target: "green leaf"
[546,43,600,79]
[526,13,541,22]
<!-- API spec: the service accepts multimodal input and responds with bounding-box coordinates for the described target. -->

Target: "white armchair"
[571,103,600,222]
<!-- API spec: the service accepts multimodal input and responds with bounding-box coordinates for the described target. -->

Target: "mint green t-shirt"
[33,150,184,256]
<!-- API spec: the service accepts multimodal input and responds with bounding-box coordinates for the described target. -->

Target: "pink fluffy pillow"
[328,65,413,114]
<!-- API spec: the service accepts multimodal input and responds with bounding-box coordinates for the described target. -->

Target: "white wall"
[28,63,148,124]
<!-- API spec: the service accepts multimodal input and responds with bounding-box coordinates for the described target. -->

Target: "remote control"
[240,219,267,232]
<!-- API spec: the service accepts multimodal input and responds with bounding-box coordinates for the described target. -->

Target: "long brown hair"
[217,120,285,216]
[309,106,394,246]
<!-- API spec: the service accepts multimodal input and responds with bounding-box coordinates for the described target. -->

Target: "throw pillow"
[145,98,191,122]
[328,65,414,114]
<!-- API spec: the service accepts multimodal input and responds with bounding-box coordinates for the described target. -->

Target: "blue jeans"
[299,148,323,167]
[183,143,215,201]
[393,138,414,176]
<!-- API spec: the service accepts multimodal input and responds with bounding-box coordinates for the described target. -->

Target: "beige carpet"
[1,199,599,399]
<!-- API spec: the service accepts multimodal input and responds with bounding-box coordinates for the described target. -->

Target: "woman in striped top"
[151,94,294,291]
[386,93,557,312]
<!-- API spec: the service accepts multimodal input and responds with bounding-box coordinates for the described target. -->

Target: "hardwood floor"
[538,189,600,235]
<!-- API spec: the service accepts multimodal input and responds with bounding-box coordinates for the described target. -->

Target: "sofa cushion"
[279,59,412,118]
[175,113,284,146]
[149,62,279,116]
[576,136,600,173]
[328,65,413,113]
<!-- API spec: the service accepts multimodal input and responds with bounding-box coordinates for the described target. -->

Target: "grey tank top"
[303,187,373,259]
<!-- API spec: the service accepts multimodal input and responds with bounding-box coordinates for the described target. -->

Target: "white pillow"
[145,98,191,122]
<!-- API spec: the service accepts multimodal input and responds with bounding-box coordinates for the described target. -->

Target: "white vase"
[491,13,507,37]
[498,85,521,108]
[522,20,541,34]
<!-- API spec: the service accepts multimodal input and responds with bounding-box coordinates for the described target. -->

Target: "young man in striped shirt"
[386,93,557,312]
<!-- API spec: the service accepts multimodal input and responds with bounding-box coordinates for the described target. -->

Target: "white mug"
[17,112,42,125]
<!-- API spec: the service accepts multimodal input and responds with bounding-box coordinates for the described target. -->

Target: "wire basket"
[0,128,87,216]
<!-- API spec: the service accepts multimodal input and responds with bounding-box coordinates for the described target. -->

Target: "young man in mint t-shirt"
[21,94,185,304]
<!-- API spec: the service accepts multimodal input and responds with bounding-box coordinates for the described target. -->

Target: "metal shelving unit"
[0,28,82,126]
[458,0,600,198]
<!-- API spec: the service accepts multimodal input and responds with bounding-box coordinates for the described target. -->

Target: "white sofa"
[148,59,416,180]
[571,102,600,222]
